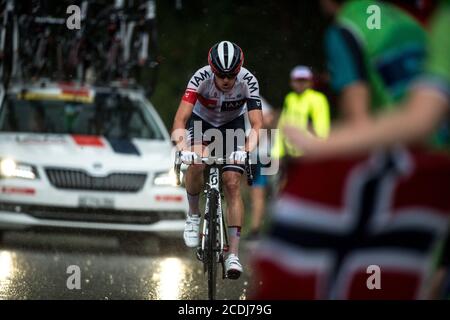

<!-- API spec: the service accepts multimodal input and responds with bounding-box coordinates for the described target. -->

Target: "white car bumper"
[0,210,185,233]
[0,178,188,233]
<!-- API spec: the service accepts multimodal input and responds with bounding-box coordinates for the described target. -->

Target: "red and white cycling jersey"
[182,65,262,127]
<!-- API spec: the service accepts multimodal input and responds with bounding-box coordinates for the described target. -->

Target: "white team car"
[0,81,188,237]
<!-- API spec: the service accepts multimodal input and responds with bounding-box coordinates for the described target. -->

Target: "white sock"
[228,226,241,256]
[187,192,200,216]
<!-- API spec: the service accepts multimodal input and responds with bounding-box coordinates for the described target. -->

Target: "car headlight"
[153,169,183,187]
[0,158,39,180]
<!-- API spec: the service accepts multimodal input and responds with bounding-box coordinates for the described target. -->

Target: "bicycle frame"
[174,152,253,300]
[201,162,227,267]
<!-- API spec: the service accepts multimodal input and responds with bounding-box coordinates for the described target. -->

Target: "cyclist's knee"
[223,173,241,196]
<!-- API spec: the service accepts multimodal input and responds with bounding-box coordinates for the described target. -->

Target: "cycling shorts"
[186,113,246,174]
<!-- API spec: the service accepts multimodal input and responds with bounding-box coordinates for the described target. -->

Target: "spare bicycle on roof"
[0,0,159,95]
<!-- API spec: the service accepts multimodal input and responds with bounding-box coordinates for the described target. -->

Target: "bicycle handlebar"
[173,151,253,186]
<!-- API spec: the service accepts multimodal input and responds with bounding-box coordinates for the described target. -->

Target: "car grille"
[0,202,185,225]
[45,168,147,192]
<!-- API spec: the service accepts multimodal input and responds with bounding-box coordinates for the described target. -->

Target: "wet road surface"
[0,230,258,300]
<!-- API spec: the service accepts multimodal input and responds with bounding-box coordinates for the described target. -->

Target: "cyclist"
[171,41,263,279]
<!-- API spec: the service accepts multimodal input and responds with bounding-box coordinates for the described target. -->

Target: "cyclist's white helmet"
[208,41,244,76]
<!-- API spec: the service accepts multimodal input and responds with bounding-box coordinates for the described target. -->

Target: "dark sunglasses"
[214,72,238,79]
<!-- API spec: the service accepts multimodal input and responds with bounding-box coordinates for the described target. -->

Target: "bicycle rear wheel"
[206,189,219,300]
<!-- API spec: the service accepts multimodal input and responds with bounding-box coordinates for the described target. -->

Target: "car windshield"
[0,91,165,140]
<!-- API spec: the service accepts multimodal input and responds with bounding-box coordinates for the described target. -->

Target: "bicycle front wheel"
[206,189,219,300]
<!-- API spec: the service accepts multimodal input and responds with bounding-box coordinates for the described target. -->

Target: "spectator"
[244,97,275,241]
[252,0,450,300]
[321,0,428,127]
[252,146,450,299]
[283,0,450,158]
[271,66,330,189]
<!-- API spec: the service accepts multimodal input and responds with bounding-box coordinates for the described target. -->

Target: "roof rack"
[0,1,159,97]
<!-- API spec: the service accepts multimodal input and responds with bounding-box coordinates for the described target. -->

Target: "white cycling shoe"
[225,253,243,280]
[183,214,201,248]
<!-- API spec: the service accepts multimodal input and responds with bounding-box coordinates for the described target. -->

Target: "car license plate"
[78,196,115,209]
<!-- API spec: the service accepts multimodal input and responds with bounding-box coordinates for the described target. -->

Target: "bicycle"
[2,0,159,93]
[0,0,19,88]
[174,151,253,300]
[84,0,159,89]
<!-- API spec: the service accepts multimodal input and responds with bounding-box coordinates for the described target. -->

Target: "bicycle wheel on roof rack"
[206,189,219,300]
[124,12,159,96]
[0,9,14,89]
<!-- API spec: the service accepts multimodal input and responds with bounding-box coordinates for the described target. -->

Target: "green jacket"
[272,88,330,158]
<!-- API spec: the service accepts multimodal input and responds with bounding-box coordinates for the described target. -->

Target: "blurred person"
[251,146,450,299]
[244,97,275,241]
[251,0,450,300]
[282,0,449,158]
[321,0,429,129]
[171,41,263,279]
[271,66,330,189]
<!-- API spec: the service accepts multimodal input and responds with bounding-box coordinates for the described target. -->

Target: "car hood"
[0,133,175,173]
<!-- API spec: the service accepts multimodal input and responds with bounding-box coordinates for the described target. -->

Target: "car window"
[0,92,165,140]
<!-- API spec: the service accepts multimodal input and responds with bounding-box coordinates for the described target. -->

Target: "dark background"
[151,0,330,127]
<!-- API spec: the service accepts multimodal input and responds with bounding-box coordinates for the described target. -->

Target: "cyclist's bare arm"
[171,100,194,151]
[282,87,448,158]
[331,87,448,152]
[339,82,372,126]
[246,109,263,152]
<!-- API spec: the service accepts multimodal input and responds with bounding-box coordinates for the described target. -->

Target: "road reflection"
[0,251,15,299]
[0,231,253,300]
[155,258,186,300]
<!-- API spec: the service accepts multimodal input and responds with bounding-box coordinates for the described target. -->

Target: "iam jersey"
[182,65,262,127]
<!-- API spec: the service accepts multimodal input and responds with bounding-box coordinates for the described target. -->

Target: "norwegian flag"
[252,147,450,299]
